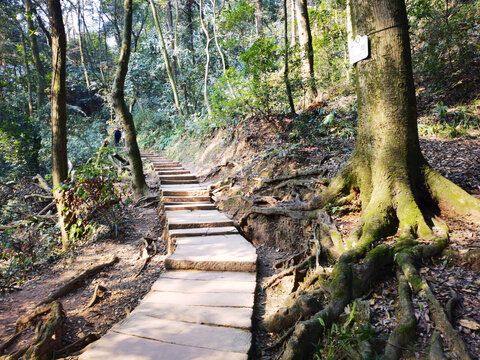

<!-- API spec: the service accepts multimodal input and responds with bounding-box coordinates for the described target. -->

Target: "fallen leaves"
[459,319,480,331]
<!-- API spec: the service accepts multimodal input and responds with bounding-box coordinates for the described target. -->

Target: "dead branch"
[36,255,117,307]
[112,153,127,164]
[134,255,151,279]
[108,154,123,172]
[54,332,100,358]
[38,200,56,215]
[24,194,54,200]
[84,284,107,309]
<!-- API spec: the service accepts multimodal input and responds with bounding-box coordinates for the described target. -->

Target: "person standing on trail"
[114,127,122,146]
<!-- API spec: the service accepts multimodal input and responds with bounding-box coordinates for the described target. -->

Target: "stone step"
[153,163,182,168]
[169,226,238,238]
[131,302,253,329]
[156,170,191,175]
[161,179,200,185]
[163,196,211,203]
[166,210,234,229]
[111,315,251,354]
[165,203,216,211]
[162,189,209,196]
[80,332,248,360]
[143,288,255,308]
[166,234,257,272]
[151,276,256,294]
[159,174,197,180]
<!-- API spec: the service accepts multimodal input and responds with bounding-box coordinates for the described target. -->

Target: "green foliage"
[314,301,381,360]
[57,146,123,244]
[408,0,480,91]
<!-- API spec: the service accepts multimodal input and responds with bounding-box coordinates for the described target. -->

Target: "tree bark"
[283,0,296,115]
[47,0,69,250]
[19,28,34,118]
[255,0,263,36]
[111,0,149,198]
[25,0,46,108]
[199,0,212,114]
[295,0,317,104]
[76,0,91,90]
[149,0,183,115]
[291,0,297,45]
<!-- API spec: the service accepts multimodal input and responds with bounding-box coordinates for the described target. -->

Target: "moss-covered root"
[429,330,448,360]
[280,245,395,360]
[397,251,471,360]
[23,301,64,360]
[6,302,64,360]
[383,272,416,360]
[424,166,480,221]
[264,293,323,334]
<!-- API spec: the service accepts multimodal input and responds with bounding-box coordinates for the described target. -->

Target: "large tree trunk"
[315,0,480,246]
[25,0,46,108]
[279,1,480,358]
[149,0,183,115]
[295,0,317,104]
[290,0,297,45]
[47,0,69,250]
[111,0,149,198]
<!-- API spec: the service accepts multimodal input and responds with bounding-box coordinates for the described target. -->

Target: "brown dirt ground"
[0,173,166,357]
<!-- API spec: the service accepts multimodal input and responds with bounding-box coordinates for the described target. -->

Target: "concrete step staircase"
[80,153,257,360]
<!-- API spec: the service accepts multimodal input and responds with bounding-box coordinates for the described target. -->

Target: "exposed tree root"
[84,284,108,309]
[429,330,448,360]
[260,167,328,186]
[36,255,117,307]
[383,272,416,360]
[6,302,64,360]
[397,245,472,360]
[263,255,316,289]
[54,332,99,358]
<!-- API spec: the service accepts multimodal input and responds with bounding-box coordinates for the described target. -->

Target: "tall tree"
[25,0,46,107]
[47,0,69,249]
[76,0,91,89]
[283,0,295,115]
[149,0,183,115]
[295,0,317,103]
[112,0,149,197]
[281,0,480,358]
[199,0,212,114]
[255,0,263,35]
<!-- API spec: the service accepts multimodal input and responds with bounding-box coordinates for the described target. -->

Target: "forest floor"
[1,99,479,359]
[0,172,167,357]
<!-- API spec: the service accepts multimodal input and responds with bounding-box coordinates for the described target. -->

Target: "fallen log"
[36,255,117,307]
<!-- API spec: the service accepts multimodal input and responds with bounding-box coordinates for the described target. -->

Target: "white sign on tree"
[348,35,369,65]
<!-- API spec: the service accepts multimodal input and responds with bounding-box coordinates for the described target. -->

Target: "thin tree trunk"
[111,0,149,198]
[291,0,297,45]
[283,0,295,115]
[255,0,263,36]
[295,0,317,104]
[76,0,91,89]
[199,0,212,114]
[25,0,46,108]
[166,0,177,79]
[212,0,234,97]
[47,0,69,249]
[19,28,34,118]
[149,0,183,115]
